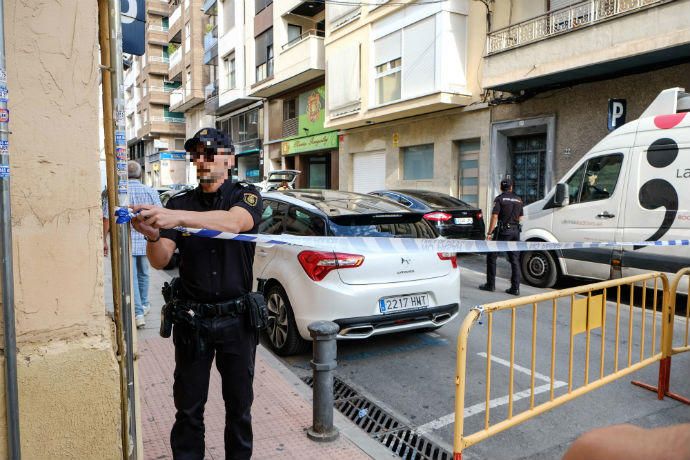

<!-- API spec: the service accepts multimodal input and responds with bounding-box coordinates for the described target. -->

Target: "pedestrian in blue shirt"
[103,161,162,328]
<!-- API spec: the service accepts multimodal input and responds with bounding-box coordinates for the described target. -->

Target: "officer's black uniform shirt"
[491,191,524,225]
[160,180,262,302]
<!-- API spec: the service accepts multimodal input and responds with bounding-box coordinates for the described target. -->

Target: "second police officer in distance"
[479,177,524,296]
[130,128,262,460]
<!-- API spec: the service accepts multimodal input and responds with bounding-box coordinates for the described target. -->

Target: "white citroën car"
[253,190,461,356]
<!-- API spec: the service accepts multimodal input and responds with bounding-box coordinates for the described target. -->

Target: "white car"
[257,169,301,192]
[253,190,461,356]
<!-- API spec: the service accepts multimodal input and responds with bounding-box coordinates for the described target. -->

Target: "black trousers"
[486,227,521,290]
[171,314,257,460]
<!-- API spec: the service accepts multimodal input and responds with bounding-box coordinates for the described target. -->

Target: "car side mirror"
[554,183,569,207]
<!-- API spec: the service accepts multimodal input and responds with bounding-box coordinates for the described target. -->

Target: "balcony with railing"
[202,0,217,15]
[147,23,169,45]
[483,0,686,92]
[250,29,325,97]
[168,48,183,80]
[168,5,183,42]
[204,81,219,115]
[203,27,218,65]
[146,55,170,75]
[169,86,205,112]
[147,0,169,15]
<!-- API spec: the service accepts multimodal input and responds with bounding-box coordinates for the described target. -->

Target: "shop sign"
[298,86,327,136]
[282,131,338,156]
[160,151,187,161]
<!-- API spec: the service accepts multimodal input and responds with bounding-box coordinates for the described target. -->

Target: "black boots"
[478,284,495,292]
[505,287,520,296]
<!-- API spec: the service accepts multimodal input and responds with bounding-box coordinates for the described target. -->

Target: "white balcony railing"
[152,116,186,124]
[170,88,184,107]
[487,0,664,54]
[169,49,182,68]
[170,5,182,28]
[149,55,170,64]
[147,25,169,33]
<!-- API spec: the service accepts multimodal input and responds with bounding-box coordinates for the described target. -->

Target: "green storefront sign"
[281,85,338,155]
[282,131,338,156]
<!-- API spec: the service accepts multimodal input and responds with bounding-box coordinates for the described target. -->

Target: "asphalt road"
[279,253,690,459]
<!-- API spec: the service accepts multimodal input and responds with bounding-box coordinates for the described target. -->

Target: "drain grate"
[303,376,451,460]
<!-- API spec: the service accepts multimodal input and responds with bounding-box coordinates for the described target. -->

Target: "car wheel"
[521,250,558,288]
[264,284,309,356]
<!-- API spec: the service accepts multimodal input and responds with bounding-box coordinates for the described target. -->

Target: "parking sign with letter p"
[608,99,626,131]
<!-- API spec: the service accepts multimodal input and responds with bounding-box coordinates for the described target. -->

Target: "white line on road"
[477,352,555,383]
[416,353,567,435]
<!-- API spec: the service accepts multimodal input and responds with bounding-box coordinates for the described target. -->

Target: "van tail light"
[437,252,458,268]
[424,212,452,222]
[298,251,365,282]
[476,211,483,220]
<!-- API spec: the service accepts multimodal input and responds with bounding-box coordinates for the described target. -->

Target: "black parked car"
[369,190,485,239]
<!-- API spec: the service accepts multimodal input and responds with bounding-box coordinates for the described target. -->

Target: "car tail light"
[476,211,483,220]
[297,251,365,282]
[424,212,452,222]
[437,252,458,268]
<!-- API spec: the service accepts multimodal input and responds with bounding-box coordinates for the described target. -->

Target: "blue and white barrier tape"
[116,207,690,253]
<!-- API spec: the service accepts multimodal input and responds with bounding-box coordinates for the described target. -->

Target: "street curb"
[256,345,398,459]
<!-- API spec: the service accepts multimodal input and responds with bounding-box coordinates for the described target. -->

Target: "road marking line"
[416,353,567,435]
[416,381,567,435]
[477,352,556,383]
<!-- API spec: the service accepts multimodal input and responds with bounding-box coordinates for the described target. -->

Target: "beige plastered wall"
[0,1,121,458]
[491,62,690,179]
[339,106,491,208]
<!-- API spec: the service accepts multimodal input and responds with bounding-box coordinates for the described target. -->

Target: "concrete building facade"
[324,0,491,208]
[1,0,122,457]
[125,0,188,187]
[483,0,690,205]
[168,0,215,139]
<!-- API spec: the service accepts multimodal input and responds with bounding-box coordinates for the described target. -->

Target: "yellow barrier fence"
[632,268,690,404]
[453,272,677,460]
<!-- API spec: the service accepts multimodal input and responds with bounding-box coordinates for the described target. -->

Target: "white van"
[520,87,690,289]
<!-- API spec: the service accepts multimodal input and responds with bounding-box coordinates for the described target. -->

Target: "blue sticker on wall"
[0,165,9,179]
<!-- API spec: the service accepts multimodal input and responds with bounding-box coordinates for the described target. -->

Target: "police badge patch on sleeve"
[243,193,258,206]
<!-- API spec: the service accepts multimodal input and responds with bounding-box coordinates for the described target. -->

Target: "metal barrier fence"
[452,272,681,459]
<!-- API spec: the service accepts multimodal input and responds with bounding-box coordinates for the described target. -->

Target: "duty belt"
[182,298,246,318]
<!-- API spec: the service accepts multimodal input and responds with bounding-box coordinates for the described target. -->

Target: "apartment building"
[168,0,215,138]
[323,0,490,207]
[209,0,333,187]
[483,0,690,205]
[125,0,187,186]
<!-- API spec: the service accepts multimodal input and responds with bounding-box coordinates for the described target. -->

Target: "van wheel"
[521,251,558,288]
[264,284,309,356]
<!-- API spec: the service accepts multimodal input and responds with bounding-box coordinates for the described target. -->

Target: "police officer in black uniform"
[130,128,262,460]
[479,177,524,296]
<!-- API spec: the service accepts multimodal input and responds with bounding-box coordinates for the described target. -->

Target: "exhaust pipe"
[432,313,452,324]
[338,325,375,338]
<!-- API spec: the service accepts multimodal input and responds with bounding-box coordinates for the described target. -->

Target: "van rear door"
[555,152,627,280]
[620,120,690,287]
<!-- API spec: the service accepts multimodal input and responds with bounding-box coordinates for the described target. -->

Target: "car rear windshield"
[328,213,436,238]
[400,191,471,209]
[268,173,296,182]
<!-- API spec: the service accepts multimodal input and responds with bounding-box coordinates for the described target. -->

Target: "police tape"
[115,208,690,253]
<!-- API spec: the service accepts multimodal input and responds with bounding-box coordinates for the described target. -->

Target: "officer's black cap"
[184,127,234,152]
[500,178,513,190]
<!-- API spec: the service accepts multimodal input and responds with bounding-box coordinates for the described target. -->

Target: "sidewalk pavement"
[103,257,391,459]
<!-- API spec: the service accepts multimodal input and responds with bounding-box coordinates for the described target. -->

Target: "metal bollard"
[307,321,340,442]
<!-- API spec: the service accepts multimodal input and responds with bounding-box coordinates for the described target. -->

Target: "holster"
[160,278,182,339]
[245,292,269,332]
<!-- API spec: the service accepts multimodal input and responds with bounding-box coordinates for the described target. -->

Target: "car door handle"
[596,211,615,219]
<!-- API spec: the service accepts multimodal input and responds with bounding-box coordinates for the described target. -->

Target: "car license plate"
[454,217,472,224]
[379,293,429,314]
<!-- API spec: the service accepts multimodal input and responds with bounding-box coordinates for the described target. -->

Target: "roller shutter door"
[353,151,385,193]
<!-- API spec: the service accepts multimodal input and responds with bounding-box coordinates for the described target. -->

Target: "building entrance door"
[509,134,547,205]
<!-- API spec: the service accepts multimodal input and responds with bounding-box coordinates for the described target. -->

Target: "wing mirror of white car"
[554,183,570,207]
